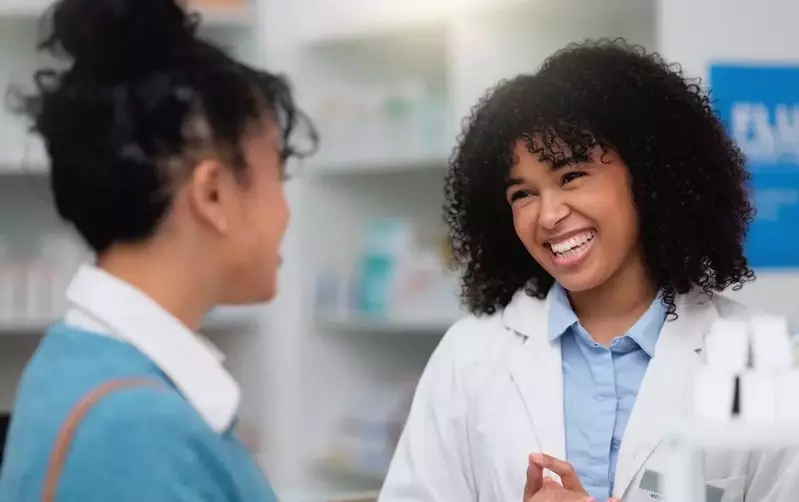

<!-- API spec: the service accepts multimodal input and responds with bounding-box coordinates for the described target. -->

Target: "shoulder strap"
[42,379,162,502]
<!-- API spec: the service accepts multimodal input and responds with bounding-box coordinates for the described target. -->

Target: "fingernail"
[530,453,544,464]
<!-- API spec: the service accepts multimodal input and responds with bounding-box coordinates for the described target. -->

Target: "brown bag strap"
[42,378,162,502]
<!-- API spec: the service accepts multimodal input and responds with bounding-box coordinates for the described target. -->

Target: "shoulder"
[709,293,763,318]
[53,383,230,497]
[437,288,548,361]
[683,291,792,332]
[75,382,209,445]
[436,311,516,365]
[424,298,537,390]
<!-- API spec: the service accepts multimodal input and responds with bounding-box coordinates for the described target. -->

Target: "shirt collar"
[546,283,667,357]
[63,264,240,433]
[547,284,579,342]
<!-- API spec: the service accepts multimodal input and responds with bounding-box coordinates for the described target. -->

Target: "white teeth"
[550,231,594,254]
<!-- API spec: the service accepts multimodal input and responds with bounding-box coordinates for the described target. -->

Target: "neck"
[568,252,657,345]
[97,240,216,332]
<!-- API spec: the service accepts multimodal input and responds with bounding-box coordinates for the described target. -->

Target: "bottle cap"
[750,315,793,371]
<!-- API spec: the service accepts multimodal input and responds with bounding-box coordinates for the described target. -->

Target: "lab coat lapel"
[503,291,566,460]
[613,293,717,499]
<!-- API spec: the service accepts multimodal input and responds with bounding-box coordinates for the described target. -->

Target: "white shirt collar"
[63,264,240,433]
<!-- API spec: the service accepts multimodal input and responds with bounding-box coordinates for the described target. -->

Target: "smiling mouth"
[547,230,596,266]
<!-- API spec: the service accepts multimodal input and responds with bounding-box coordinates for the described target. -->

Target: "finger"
[608,498,622,502]
[524,454,544,499]
[530,454,585,493]
[546,487,595,502]
[542,477,563,490]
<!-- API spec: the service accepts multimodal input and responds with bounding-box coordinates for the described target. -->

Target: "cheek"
[583,181,638,241]
[511,205,540,248]
[259,182,289,240]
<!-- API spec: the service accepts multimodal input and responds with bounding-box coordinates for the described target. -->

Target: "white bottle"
[694,318,749,421]
[740,315,793,421]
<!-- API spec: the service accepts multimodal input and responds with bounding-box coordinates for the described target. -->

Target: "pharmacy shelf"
[310,154,449,177]
[277,488,378,502]
[0,0,255,28]
[301,16,444,49]
[0,305,265,336]
[310,457,386,488]
[316,313,456,335]
[296,0,533,48]
[0,165,48,176]
[0,320,48,336]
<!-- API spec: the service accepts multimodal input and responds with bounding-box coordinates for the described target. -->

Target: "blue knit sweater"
[0,324,277,502]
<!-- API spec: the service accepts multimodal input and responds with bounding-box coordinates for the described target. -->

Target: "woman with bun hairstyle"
[0,0,315,500]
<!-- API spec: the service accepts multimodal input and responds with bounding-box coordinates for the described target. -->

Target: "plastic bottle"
[355,219,414,318]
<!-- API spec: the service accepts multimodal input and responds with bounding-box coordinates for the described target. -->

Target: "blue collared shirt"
[548,284,666,501]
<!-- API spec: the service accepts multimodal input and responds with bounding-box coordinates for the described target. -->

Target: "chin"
[244,285,277,304]
[219,282,276,305]
[549,270,607,293]
[258,287,277,303]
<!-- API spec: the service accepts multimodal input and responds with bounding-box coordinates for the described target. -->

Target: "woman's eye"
[561,171,586,185]
[509,190,535,202]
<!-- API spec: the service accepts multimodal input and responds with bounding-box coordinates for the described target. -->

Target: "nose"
[538,191,570,230]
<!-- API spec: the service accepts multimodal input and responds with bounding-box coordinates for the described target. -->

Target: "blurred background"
[0,0,798,500]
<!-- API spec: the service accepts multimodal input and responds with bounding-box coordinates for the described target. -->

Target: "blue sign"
[710,64,799,268]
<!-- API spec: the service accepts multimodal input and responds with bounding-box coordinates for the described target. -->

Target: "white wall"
[657,0,799,323]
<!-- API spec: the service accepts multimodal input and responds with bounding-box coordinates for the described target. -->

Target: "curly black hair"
[13,0,316,254]
[444,39,755,319]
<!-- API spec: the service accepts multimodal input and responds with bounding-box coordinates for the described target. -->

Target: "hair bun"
[47,0,197,75]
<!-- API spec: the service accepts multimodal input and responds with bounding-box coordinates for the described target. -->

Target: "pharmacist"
[379,40,799,502]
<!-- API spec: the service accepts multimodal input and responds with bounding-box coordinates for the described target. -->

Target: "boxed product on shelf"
[313,218,461,326]
[309,80,449,168]
[313,376,417,484]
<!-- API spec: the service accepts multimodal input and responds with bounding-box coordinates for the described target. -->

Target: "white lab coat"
[379,289,799,502]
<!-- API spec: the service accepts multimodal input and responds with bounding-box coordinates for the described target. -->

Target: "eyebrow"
[504,177,524,190]
[504,157,579,189]
[550,157,576,169]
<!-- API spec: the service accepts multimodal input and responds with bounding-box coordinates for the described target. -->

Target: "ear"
[186,158,235,235]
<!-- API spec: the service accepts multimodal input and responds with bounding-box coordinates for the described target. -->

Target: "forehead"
[509,139,572,176]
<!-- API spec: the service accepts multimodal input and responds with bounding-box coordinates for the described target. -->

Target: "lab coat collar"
[502,288,549,340]
[501,287,715,494]
[504,290,567,465]
[64,264,241,434]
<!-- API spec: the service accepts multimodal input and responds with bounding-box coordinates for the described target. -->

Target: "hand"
[526,453,588,494]
[523,453,593,502]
